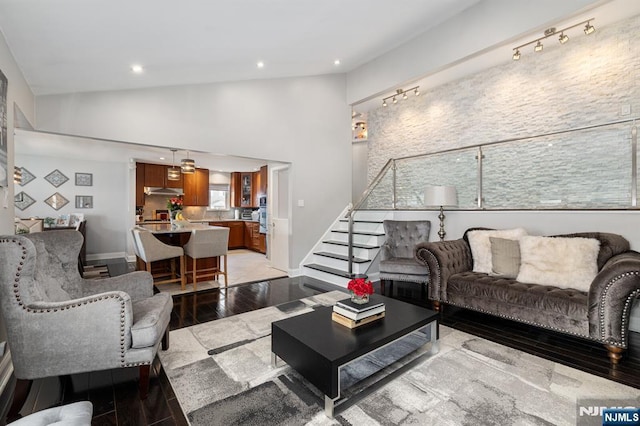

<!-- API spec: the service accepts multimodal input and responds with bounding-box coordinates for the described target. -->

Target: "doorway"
[269,165,290,273]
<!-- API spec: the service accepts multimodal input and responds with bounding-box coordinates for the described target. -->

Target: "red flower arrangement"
[167,197,183,211]
[347,277,374,297]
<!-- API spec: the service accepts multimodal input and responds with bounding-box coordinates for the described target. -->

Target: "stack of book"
[332,295,385,329]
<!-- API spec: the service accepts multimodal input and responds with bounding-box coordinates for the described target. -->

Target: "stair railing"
[345,158,396,276]
[343,117,639,277]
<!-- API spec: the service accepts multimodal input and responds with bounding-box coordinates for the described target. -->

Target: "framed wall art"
[75,195,93,209]
[75,172,93,186]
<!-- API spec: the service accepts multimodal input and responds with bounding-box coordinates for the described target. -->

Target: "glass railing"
[345,118,638,275]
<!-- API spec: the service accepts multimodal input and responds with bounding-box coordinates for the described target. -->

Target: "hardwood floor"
[7,278,639,425]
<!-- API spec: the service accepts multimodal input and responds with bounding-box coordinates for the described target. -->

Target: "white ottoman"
[9,401,92,426]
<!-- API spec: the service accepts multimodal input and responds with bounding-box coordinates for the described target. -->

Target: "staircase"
[302,210,390,287]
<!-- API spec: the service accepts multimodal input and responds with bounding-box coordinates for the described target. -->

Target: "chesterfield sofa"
[415,228,640,364]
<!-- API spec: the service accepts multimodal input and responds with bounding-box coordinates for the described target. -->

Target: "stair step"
[304,264,352,278]
[313,252,370,263]
[323,240,380,250]
[331,230,385,237]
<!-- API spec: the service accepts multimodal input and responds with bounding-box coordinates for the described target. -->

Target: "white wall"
[0,31,34,234]
[361,12,640,250]
[35,74,352,267]
[346,0,600,104]
[15,154,129,258]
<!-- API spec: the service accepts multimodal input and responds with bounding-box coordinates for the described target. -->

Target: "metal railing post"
[632,124,638,207]
[347,209,354,277]
[476,146,484,208]
[392,159,397,210]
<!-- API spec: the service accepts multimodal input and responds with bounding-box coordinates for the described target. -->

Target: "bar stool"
[132,228,186,289]
[183,227,230,290]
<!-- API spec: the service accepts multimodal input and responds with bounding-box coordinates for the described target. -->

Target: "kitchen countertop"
[136,219,259,225]
[136,222,224,234]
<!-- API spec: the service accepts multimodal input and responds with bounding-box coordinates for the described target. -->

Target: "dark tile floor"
[8,277,640,425]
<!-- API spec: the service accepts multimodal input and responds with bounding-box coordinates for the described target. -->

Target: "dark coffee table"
[271,295,438,418]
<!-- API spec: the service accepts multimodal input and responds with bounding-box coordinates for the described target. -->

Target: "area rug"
[159,291,640,425]
[81,264,110,279]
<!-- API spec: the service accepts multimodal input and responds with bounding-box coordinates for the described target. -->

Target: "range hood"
[144,187,184,196]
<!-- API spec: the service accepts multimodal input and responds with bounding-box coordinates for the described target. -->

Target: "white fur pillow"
[467,228,528,274]
[516,236,600,292]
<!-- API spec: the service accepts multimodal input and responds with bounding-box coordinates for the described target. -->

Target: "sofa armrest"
[588,251,640,347]
[415,239,473,301]
[82,270,154,301]
[380,243,392,261]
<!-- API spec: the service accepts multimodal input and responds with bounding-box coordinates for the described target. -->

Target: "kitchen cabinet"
[230,166,268,208]
[135,163,145,206]
[140,162,183,188]
[230,172,242,208]
[183,168,209,206]
[209,221,245,249]
[244,221,266,254]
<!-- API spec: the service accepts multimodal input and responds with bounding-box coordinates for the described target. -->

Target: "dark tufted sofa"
[415,229,640,364]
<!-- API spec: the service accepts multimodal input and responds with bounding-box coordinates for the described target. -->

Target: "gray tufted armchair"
[379,220,431,295]
[0,230,173,421]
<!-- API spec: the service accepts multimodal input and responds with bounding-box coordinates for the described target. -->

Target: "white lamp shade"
[424,185,458,207]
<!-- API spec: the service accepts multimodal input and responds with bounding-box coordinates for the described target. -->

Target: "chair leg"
[223,254,228,286]
[139,365,151,400]
[192,257,197,291]
[180,255,186,290]
[162,327,170,350]
[380,279,386,295]
[7,379,33,422]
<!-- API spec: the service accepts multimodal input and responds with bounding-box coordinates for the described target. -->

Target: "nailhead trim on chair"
[598,272,640,348]
[2,237,140,367]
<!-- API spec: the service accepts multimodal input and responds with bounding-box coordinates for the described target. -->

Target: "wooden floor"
[9,278,640,425]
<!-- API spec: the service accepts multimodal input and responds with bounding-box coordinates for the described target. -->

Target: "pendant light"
[167,149,181,181]
[181,150,195,174]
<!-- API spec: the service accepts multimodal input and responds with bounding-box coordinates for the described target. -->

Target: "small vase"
[350,292,369,304]
[170,209,180,226]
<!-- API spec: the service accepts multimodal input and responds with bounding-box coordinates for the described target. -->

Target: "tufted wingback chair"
[0,230,173,421]
[379,220,431,293]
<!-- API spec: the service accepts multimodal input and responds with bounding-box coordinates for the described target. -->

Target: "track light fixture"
[167,149,181,181]
[181,151,196,174]
[512,18,595,60]
[381,86,420,107]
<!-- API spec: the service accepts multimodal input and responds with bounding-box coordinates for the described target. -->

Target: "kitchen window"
[208,184,230,210]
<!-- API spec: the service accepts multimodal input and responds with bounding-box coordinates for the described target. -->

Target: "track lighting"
[167,149,181,181]
[181,151,196,174]
[584,21,595,35]
[559,33,569,44]
[381,86,420,107]
[512,18,594,60]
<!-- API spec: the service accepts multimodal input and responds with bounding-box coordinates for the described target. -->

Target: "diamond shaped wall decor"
[19,168,36,186]
[44,192,69,210]
[44,169,69,187]
[14,192,35,210]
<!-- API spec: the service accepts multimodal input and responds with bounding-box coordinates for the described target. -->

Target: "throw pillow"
[467,228,528,274]
[516,236,600,292]
[490,237,521,278]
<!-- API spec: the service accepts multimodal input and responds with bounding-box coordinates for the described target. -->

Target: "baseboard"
[288,268,303,277]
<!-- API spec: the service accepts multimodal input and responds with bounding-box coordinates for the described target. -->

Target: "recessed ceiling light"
[334,59,341,66]
[131,64,144,73]
[159,157,165,160]
[257,61,264,68]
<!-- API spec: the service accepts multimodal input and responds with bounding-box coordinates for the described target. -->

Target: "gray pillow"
[490,237,521,278]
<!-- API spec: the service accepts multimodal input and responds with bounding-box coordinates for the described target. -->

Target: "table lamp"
[424,185,458,241]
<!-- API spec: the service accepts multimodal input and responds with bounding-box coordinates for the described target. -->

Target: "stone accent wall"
[366,13,640,209]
